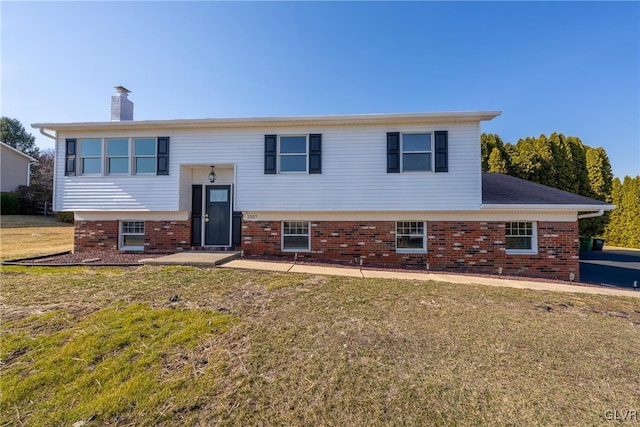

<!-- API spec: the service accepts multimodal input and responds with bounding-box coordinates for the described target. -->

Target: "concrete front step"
[141,251,241,267]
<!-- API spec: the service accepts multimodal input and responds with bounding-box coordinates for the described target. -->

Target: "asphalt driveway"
[580,247,640,289]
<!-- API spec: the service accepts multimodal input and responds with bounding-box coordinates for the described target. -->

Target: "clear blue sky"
[2,1,638,178]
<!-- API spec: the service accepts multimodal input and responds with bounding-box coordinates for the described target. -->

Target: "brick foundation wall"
[74,220,191,253]
[242,220,579,281]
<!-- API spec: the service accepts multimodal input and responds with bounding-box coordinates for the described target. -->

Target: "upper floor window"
[134,138,157,174]
[79,139,102,175]
[264,134,322,175]
[106,138,129,175]
[279,136,308,173]
[402,133,432,172]
[65,137,169,177]
[505,222,537,255]
[387,131,447,174]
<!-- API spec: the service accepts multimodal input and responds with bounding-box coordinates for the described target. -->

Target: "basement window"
[282,221,310,252]
[396,221,427,253]
[120,221,145,251]
[505,222,537,255]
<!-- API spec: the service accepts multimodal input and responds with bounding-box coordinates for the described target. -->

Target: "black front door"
[205,185,231,246]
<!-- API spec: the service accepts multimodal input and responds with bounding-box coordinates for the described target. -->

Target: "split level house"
[32,87,614,280]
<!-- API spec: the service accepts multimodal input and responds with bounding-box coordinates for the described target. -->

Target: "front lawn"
[1,265,639,426]
[0,215,73,260]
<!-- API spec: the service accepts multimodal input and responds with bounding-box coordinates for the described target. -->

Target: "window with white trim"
[79,139,102,175]
[279,136,308,173]
[120,221,145,251]
[396,221,427,253]
[134,138,157,174]
[505,222,537,254]
[106,138,129,175]
[282,221,310,251]
[402,133,432,172]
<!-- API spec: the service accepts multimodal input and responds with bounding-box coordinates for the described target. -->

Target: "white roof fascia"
[0,141,38,162]
[32,111,502,132]
[480,203,616,211]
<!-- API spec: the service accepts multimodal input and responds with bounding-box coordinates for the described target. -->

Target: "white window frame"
[281,221,311,252]
[119,220,145,251]
[401,133,433,173]
[396,221,427,253]
[79,138,103,176]
[105,138,130,175]
[133,138,157,175]
[278,135,309,174]
[505,221,538,255]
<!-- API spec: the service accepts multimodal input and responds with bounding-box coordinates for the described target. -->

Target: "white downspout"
[37,127,57,211]
[39,128,56,140]
[578,209,605,219]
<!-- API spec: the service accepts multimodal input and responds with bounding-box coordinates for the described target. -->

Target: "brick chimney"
[111,86,133,121]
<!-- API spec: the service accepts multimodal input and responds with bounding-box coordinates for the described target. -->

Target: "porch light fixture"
[208,165,216,183]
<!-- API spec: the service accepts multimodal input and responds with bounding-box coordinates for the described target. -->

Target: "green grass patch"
[2,266,640,425]
[1,303,235,426]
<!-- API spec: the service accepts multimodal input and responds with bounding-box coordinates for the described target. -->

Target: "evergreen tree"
[1,117,39,157]
[487,147,508,173]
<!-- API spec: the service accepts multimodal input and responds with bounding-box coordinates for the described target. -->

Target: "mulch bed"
[3,251,167,266]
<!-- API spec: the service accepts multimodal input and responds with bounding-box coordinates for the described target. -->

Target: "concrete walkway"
[221,259,640,299]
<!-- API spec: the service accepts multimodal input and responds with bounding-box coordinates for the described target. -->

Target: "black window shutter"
[232,211,243,246]
[191,185,202,246]
[309,134,322,174]
[157,137,170,175]
[65,138,76,176]
[387,132,400,173]
[264,134,277,174]
[434,131,448,173]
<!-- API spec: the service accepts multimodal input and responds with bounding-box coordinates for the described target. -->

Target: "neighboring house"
[0,141,37,192]
[32,87,614,280]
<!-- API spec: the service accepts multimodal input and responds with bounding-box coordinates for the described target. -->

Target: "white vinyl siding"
[54,122,482,212]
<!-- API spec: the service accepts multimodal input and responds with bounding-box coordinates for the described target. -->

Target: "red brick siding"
[242,220,579,281]
[74,220,191,253]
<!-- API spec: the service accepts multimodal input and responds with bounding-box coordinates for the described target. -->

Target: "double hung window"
[505,222,537,254]
[134,138,157,174]
[402,133,432,172]
[279,136,308,173]
[120,221,145,251]
[106,138,129,174]
[396,221,427,253]
[282,221,310,251]
[79,139,102,175]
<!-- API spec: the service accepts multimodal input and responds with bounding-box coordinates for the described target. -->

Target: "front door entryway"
[205,185,231,246]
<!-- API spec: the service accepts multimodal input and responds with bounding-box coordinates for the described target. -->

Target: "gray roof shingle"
[482,172,610,206]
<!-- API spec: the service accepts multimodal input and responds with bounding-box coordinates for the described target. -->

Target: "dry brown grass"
[0,215,73,260]
[2,265,639,426]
